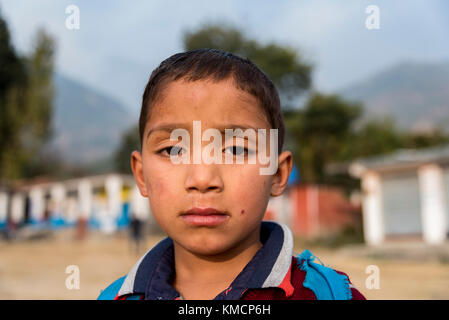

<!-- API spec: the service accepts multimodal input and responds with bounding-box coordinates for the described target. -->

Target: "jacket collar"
[117,221,294,299]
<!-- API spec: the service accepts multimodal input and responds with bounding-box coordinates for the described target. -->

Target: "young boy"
[98,48,366,300]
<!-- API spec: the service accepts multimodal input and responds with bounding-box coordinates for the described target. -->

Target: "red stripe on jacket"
[241,257,366,300]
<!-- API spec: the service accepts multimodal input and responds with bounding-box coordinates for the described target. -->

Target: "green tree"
[20,28,56,177]
[341,117,403,160]
[340,118,449,162]
[0,11,28,181]
[402,129,449,149]
[115,124,140,174]
[0,9,55,182]
[286,93,362,183]
[183,23,312,106]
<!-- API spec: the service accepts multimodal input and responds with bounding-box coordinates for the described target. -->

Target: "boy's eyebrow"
[146,123,190,139]
[147,122,263,140]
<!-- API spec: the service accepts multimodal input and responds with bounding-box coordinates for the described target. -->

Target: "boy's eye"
[158,145,185,157]
[224,146,249,156]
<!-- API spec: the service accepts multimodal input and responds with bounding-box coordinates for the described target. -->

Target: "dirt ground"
[1,229,448,300]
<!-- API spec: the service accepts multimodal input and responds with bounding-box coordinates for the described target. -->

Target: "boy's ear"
[131,150,148,197]
[270,150,293,197]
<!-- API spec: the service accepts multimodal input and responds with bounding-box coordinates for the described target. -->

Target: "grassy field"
[0,229,448,300]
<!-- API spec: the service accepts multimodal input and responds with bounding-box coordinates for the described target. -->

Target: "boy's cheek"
[145,167,177,201]
[224,167,271,207]
[143,155,180,193]
[225,164,271,190]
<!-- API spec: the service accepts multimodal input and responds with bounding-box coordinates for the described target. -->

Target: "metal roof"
[348,144,449,176]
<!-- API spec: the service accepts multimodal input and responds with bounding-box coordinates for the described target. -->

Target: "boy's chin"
[175,235,239,257]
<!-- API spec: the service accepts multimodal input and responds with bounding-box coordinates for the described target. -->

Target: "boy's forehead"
[146,122,263,140]
[160,78,258,110]
[147,78,270,129]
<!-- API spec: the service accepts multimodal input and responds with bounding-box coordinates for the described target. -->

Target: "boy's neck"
[172,229,263,300]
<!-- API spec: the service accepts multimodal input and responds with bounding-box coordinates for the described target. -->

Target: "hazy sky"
[1,0,448,114]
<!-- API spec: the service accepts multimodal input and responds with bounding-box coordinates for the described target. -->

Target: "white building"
[0,173,152,233]
[349,146,449,246]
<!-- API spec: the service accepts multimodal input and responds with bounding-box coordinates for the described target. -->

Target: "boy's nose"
[184,164,224,193]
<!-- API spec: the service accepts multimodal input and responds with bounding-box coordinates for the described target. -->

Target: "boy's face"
[131,77,292,256]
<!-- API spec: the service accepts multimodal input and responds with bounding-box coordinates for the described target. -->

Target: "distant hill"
[50,72,135,166]
[339,61,449,132]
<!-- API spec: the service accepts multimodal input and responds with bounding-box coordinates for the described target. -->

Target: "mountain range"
[338,60,449,132]
[50,72,135,167]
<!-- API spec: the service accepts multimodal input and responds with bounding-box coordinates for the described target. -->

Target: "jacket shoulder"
[97,276,126,300]
[294,249,355,300]
[333,270,366,300]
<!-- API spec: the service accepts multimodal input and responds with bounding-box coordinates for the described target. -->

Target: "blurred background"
[1,0,449,299]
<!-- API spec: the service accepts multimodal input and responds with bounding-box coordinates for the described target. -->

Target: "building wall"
[381,172,422,236]
[442,169,449,236]
[360,165,449,245]
[269,185,359,239]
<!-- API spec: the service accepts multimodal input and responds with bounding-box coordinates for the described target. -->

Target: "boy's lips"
[180,207,229,227]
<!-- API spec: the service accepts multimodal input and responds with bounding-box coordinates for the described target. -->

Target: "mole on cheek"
[240,209,245,215]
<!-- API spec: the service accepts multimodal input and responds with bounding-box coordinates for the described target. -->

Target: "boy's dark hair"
[139,48,285,153]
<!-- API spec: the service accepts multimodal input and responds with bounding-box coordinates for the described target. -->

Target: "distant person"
[127,185,149,255]
[98,49,366,300]
[76,217,87,241]
[1,220,15,240]
[128,215,144,255]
